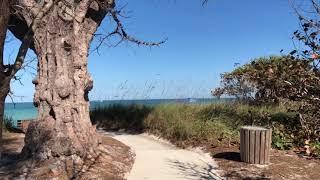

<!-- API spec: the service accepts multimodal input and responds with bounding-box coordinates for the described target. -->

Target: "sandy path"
[102,132,222,180]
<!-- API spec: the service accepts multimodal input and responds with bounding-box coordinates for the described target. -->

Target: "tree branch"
[109,9,167,46]
[91,4,167,52]
[0,0,10,68]
[9,32,33,77]
[9,0,55,77]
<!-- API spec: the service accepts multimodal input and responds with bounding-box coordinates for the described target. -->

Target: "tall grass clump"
[2,116,15,132]
[143,103,238,147]
[90,104,152,132]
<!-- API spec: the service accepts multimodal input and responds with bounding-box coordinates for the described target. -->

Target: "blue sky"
[5,0,299,102]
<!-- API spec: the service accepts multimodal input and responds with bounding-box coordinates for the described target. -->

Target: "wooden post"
[240,126,272,164]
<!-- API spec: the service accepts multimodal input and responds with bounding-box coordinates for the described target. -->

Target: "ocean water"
[5,102,38,127]
[4,98,231,127]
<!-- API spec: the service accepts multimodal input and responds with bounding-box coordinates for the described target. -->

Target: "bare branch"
[311,0,320,14]
[7,92,16,108]
[109,9,167,46]
[91,4,167,52]
[13,76,24,86]
[202,0,209,6]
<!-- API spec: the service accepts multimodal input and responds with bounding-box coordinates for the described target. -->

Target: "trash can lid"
[241,126,269,131]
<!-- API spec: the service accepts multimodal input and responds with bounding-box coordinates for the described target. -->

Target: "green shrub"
[213,56,320,157]
[310,142,320,157]
[271,125,293,150]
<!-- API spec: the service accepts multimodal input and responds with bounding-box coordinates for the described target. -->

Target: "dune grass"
[2,116,15,132]
[90,104,152,132]
[90,102,297,149]
[142,103,238,147]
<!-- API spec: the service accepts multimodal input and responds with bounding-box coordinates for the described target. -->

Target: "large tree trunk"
[0,0,10,142]
[0,83,9,141]
[0,99,3,142]
[22,3,101,166]
[0,96,5,142]
[0,94,4,158]
[5,0,116,176]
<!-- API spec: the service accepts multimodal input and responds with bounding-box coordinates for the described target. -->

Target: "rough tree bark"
[7,0,115,174]
[0,82,9,141]
[0,0,11,141]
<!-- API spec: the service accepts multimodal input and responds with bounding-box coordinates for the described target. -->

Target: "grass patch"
[143,103,238,147]
[91,102,299,150]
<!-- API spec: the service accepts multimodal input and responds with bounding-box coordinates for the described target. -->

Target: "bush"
[213,56,320,157]
[213,56,318,104]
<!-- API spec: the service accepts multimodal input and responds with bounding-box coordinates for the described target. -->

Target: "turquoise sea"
[4,98,232,127]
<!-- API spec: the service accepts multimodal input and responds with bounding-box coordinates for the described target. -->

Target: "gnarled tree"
[3,0,217,178]
[7,0,164,177]
[0,0,10,142]
[9,0,114,164]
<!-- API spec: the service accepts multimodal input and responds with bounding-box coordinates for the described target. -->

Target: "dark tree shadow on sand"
[223,170,270,180]
[167,159,222,180]
[212,152,270,180]
[0,134,27,179]
[213,152,242,162]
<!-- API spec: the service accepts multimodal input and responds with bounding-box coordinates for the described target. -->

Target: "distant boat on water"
[175,98,197,103]
[188,98,197,103]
